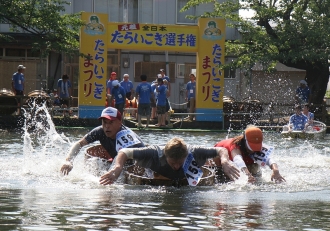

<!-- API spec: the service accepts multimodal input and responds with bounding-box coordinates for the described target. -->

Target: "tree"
[0,0,84,57]
[182,0,330,104]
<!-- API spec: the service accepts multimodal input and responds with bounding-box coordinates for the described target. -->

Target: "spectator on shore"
[156,78,168,127]
[109,80,126,118]
[185,73,196,121]
[12,65,26,115]
[135,74,154,128]
[106,72,117,106]
[57,74,72,117]
[295,80,311,105]
[120,74,134,100]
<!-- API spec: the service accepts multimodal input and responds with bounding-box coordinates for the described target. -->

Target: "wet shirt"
[289,114,308,130]
[186,81,196,100]
[12,72,24,91]
[84,125,144,158]
[136,82,153,104]
[120,80,133,93]
[132,145,218,180]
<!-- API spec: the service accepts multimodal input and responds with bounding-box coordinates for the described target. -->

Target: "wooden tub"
[124,165,215,187]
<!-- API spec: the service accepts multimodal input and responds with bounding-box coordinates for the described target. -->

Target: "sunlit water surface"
[1,109,330,230]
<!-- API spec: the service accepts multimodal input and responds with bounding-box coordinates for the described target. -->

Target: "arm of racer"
[270,163,286,183]
[99,148,133,185]
[60,138,87,175]
[231,148,256,183]
[215,147,240,181]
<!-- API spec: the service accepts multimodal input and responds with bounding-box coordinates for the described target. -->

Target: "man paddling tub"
[100,137,241,186]
[61,107,145,175]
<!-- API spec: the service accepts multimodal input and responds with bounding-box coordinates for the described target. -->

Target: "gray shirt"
[125,145,220,180]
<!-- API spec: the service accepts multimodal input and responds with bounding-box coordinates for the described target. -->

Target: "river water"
[1,109,330,230]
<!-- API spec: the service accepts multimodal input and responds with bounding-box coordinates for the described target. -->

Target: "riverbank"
[0,114,310,132]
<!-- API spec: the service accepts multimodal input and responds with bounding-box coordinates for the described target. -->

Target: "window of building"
[176,0,196,24]
[224,68,236,79]
[134,62,176,83]
[176,0,219,25]
[5,48,25,57]
[27,49,40,57]
[0,48,3,56]
[138,0,153,23]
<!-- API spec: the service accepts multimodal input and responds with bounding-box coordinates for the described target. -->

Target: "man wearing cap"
[12,65,26,115]
[213,126,286,184]
[60,107,144,175]
[185,73,196,120]
[106,72,117,107]
[120,74,134,100]
[108,80,126,117]
[295,80,311,104]
[106,72,117,95]
[100,137,241,186]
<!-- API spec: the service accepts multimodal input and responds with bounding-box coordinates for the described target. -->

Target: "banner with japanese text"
[108,23,198,52]
[195,18,225,122]
[79,12,108,118]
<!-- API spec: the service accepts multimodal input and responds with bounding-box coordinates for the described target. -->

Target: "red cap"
[111,72,117,76]
[98,107,122,121]
[245,127,263,152]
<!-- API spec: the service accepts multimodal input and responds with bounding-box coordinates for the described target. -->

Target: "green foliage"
[182,0,330,70]
[182,0,330,103]
[0,0,84,57]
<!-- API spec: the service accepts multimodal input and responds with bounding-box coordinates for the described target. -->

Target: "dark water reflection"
[2,187,330,230]
[1,128,330,230]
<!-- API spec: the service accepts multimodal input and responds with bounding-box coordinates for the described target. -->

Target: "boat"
[85,144,215,186]
[281,120,327,139]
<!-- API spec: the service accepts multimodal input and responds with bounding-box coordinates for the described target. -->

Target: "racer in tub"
[213,126,286,184]
[60,107,145,175]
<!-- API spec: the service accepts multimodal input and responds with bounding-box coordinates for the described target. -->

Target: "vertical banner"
[79,12,108,118]
[196,18,225,122]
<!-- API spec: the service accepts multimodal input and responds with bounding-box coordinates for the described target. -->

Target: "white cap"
[112,80,120,86]
[300,80,307,85]
[18,65,26,70]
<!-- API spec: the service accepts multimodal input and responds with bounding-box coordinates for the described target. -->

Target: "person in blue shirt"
[288,104,308,131]
[150,75,160,120]
[185,73,196,120]
[302,103,314,125]
[109,80,126,118]
[106,72,117,106]
[57,74,72,117]
[12,64,26,115]
[135,74,154,128]
[120,74,134,100]
[156,78,168,127]
[295,80,311,105]
[160,69,171,125]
